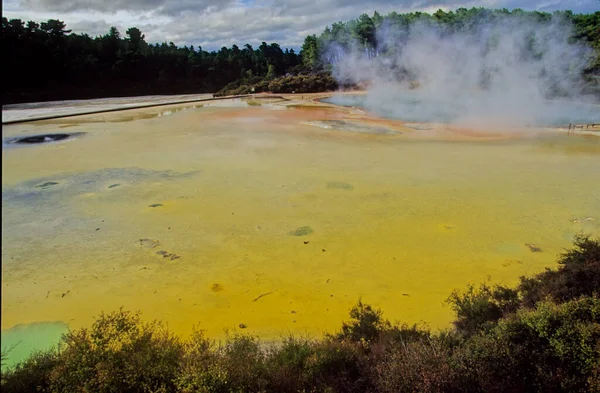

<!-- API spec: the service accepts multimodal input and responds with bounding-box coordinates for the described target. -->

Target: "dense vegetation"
[301,8,600,71]
[1,18,305,103]
[2,8,599,104]
[2,235,599,393]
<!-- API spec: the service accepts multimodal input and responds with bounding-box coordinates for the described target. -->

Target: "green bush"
[263,337,315,392]
[446,283,519,335]
[373,338,458,393]
[267,72,337,93]
[301,339,368,393]
[457,296,600,393]
[49,308,184,393]
[334,300,390,343]
[177,333,267,393]
[519,234,600,307]
[215,71,338,96]
[1,350,58,393]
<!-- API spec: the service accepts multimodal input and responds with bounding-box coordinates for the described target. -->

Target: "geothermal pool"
[324,92,600,126]
[2,94,599,367]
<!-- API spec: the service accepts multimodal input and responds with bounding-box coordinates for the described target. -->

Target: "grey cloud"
[12,0,600,50]
[147,4,339,49]
[20,0,234,15]
[68,19,116,36]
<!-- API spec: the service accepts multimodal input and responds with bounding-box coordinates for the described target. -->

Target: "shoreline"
[1,91,367,125]
[4,90,597,138]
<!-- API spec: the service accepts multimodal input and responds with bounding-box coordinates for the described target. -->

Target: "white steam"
[327,15,598,127]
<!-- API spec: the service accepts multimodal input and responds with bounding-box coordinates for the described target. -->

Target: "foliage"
[49,308,184,393]
[334,300,390,343]
[1,350,58,393]
[447,283,519,335]
[314,8,599,64]
[214,71,338,96]
[457,297,600,393]
[316,8,599,96]
[519,234,600,307]
[1,19,301,103]
[373,337,459,393]
[267,72,338,94]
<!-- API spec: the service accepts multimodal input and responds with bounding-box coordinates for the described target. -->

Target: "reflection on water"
[2,99,599,368]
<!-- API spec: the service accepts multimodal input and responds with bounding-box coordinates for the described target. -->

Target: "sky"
[2,0,599,50]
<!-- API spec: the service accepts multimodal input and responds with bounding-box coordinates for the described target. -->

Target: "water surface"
[324,93,600,126]
[2,98,599,367]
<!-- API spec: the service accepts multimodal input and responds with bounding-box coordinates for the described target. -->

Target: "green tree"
[125,27,145,54]
[301,34,321,69]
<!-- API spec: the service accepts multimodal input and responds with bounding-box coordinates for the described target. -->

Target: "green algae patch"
[1,321,68,370]
[288,226,313,236]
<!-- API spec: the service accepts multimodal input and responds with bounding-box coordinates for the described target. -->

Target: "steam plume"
[326,13,598,127]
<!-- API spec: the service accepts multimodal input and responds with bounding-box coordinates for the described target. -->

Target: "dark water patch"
[304,120,399,135]
[288,226,313,236]
[156,250,181,260]
[36,181,59,189]
[6,132,84,145]
[2,167,201,205]
[148,203,163,208]
[138,238,160,248]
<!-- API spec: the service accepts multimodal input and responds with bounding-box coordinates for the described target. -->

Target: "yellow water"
[2,99,599,353]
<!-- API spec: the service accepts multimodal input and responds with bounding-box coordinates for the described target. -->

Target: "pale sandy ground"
[2,93,214,123]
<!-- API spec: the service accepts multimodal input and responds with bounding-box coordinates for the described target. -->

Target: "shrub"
[264,336,315,392]
[215,71,338,96]
[175,329,222,393]
[373,338,458,393]
[302,339,368,393]
[178,333,267,393]
[1,350,58,393]
[334,300,390,343]
[49,308,184,393]
[446,283,519,335]
[519,234,600,307]
[458,296,600,393]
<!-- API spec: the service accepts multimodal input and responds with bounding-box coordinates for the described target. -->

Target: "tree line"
[2,8,599,104]
[301,8,600,72]
[2,18,302,104]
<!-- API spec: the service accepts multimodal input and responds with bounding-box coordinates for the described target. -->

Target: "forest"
[2,8,599,103]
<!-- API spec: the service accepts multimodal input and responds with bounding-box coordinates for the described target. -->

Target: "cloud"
[6,0,599,49]
[19,0,234,15]
[67,19,115,36]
